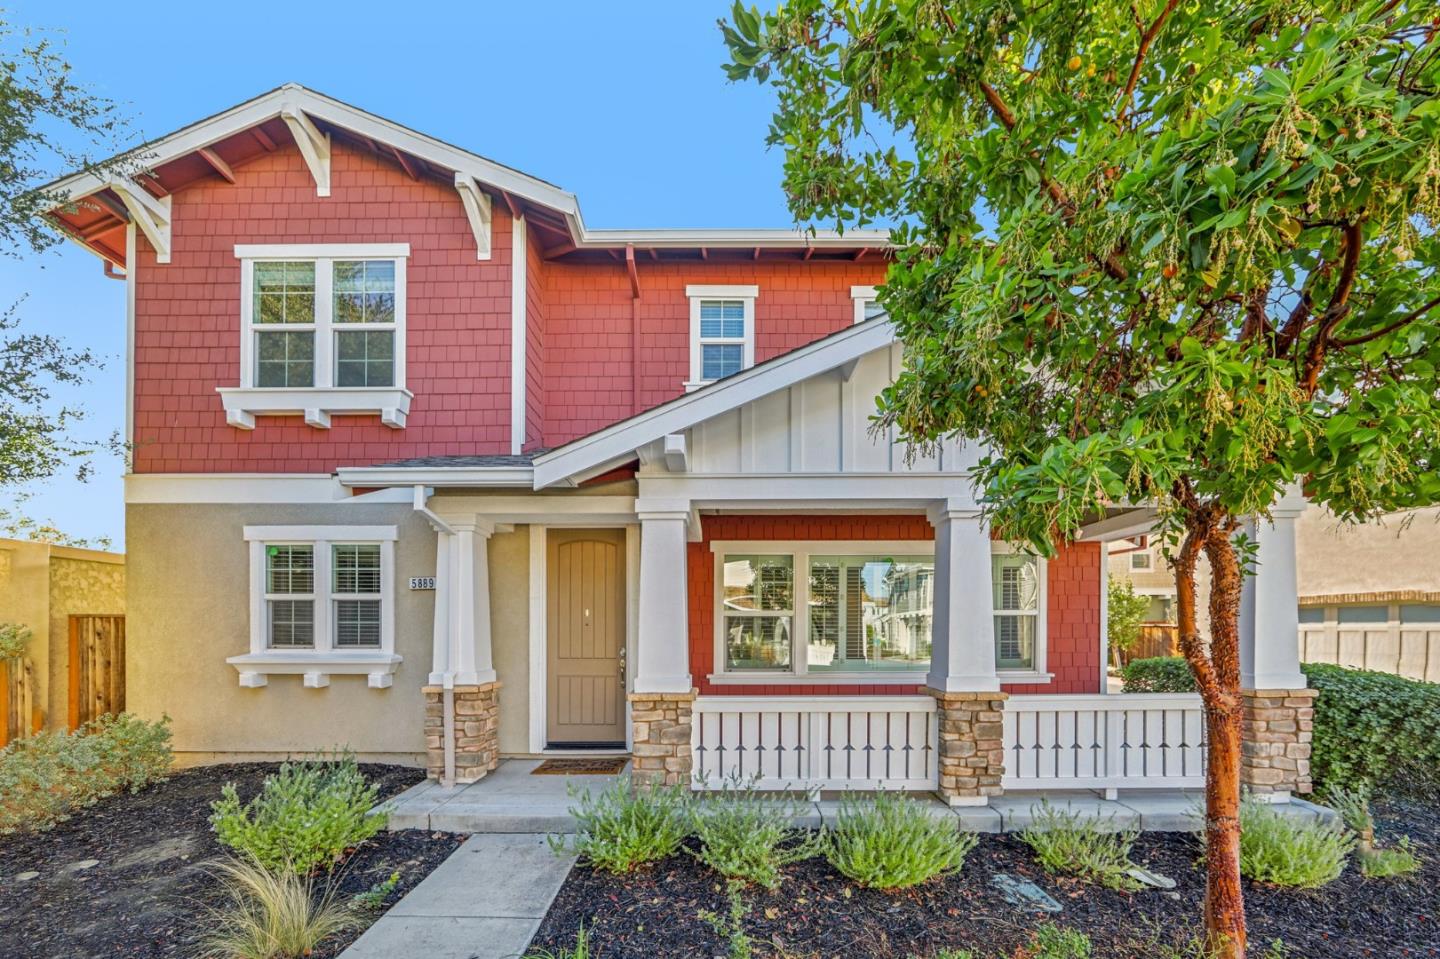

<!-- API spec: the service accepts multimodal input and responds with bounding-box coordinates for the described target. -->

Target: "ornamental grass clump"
[1237,797,1355,888]
[551,777,690,873]
[201,857,351,959]
[0,713,171,834]
[824,790,978,890]
[689,776,824,888]
[1322,784,1421,879]
[209,755,385,874]
[1017,799,1143,890]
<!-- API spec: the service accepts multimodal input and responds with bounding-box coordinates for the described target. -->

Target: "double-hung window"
[807,555,933,671]
[222,244,411,429]
[993,551,1043,672]
[686,285,756,389]
[232,525,400,688]
[851,285,886,324]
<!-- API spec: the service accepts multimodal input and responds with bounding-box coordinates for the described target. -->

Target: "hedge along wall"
[1122,658,1440,795]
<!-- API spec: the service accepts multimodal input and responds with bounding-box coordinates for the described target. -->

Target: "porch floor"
[386,760,1336,834]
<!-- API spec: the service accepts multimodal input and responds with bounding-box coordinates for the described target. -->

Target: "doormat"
[532,757,629,776]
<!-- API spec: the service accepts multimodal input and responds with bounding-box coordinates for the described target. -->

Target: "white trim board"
[125,474,414,504]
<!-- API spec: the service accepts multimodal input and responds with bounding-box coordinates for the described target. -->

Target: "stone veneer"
[423,682,501,783]
[1241,687,1317,797]
[928,689,1009,805]
[628,690,696,788]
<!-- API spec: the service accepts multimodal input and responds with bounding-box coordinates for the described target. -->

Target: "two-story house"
[41,84,1317,805]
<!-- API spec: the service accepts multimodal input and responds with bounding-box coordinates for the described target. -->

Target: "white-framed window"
[1129,550,1153,570]
[711,540,1046,681]
[219,244,413,430]
[686,284,757,390]
[229,525,401,688]
[993,550,1044,672]
[851,285,886,324]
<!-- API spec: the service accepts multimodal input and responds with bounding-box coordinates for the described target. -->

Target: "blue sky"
[0,0,803,547]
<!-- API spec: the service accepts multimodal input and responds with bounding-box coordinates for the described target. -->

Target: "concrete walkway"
[341,833,573,959]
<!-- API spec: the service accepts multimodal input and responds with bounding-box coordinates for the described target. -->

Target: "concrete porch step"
[382,761,1337,835]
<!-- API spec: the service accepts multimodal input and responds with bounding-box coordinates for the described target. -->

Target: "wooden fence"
[1,655,40,747]
[68,614,126,729]
[1115,623,1179,666]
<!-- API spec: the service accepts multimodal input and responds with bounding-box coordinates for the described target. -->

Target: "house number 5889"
[409,577,436,590]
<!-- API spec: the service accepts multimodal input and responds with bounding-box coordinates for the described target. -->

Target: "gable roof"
[531,317,899,488]
[41,83,891,268]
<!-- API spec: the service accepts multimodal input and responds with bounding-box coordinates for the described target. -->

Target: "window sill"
[997,671,1055,684]
[217,387,413,430]
[707,671,928,686]
[227,651,402,689]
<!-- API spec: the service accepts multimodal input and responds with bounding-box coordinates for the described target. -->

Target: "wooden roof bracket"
[280,104,331,196]
[454,173,493,260]
[107,178,171,263]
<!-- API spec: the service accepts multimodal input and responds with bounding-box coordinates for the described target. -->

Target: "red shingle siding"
[538,259,885,446]
[131,141,514,473]
[688,515,1100,696]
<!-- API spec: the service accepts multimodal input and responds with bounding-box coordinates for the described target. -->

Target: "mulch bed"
[0,763,465,959]
[531,798,1440,958]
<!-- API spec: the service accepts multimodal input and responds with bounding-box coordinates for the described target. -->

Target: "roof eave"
[335,465,546,489]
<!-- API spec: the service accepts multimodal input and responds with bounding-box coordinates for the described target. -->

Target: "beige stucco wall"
[125,503,539,765]
[1296,505,1440,600]
[0,538,125,730]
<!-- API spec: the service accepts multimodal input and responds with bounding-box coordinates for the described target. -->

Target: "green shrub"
[202,857,351,959]
[1120,656,1196,693]
[698,878,754,959]
[1237,798,1355,888]
[0,713,171,834]
[551,777,690,873]
[1017,800,1142,890]
[524,926,592,959]
[0,622,32,659]
[823,791,978,890]
[209,756,385,874]
[1029,924,1093,959]
[1303,663,1440,796]
[690,777,823,888]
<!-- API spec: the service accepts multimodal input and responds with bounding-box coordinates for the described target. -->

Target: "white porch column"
[447,519,498,686]
[633,499,692,694]
[1239,486,1308,690]
[926,502,1001,692]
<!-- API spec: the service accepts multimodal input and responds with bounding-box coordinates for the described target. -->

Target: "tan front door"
[547,528,627,746]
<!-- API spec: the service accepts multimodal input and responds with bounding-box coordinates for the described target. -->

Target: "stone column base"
[628,690,696,789]
[423,682,502,784]
[1241,687,1316,800]
[927,688,1008,806]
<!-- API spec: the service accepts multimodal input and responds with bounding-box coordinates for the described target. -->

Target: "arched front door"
[546,528,627,746]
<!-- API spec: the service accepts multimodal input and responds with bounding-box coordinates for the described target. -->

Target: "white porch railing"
[691,696,939,791]
[1002,693,1207,791]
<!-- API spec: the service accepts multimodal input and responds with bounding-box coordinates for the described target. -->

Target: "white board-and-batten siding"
[686,344,976,475]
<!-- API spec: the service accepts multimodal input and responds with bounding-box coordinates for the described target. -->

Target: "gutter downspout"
[413,485,459,787]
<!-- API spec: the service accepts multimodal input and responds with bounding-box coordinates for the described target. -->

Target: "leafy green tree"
[1106,574,1151,665]
[0,18,126,487]
[725,2,1440,954]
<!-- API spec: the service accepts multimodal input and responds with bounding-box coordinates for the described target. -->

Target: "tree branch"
[1330,293,1440,348]
[1300,220,1363,394]
[1115,0,1182,123]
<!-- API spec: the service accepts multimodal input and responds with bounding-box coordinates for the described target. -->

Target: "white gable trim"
[531,319,898,488]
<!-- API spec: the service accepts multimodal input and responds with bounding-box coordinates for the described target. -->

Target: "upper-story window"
[222,244,412,430]
[686,285,757,390]
[851,285,886,324]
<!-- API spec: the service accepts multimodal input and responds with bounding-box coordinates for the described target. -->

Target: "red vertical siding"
[688,515,1101,696]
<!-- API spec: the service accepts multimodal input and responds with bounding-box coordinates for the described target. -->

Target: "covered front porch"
[382,320,1314,808]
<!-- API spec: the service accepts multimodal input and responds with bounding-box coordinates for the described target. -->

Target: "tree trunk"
[1172,515,1247,958]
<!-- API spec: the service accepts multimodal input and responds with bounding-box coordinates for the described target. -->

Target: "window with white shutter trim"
[232,526,400,688]
[686,285,757,389]
[993,553,1041,671]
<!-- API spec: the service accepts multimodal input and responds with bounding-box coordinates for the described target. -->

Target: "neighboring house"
[1109,506,1440,683]
[0,538,125,740]
[40,84,1314,804]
